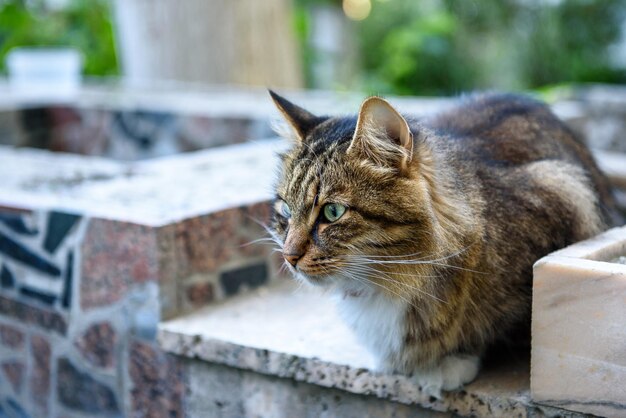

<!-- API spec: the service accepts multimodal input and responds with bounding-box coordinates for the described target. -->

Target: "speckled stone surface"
[159,281,583,417]
[74,321,117,369]
[0,139,286,226]
[184,360,450,418]
[129,338,185,418]
[80,218,160,309]
[30,333,51,417]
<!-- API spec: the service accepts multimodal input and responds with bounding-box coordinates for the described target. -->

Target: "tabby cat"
[269,91,620,394]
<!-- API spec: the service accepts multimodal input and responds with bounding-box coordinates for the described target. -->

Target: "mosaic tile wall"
[0,207,85,418]
[0,201,278,418]
[0,105,274,161]
[0,96,283,417]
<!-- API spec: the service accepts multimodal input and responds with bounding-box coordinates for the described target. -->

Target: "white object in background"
[6,48,82,97]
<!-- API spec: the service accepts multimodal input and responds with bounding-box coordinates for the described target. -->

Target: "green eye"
[279,201,291,219]
[323,203,346,222]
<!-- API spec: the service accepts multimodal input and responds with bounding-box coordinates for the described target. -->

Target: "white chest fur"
[334,287,480,396]
[335,288,407,371]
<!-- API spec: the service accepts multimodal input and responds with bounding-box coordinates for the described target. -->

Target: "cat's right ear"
[348,97,414,174]
[269,90,321,142]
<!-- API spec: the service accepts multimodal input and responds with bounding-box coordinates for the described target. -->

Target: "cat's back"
[427,93,585,167]
[428,92,621,236]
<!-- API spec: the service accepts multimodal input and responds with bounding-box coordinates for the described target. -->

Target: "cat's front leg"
[413,354,481,399]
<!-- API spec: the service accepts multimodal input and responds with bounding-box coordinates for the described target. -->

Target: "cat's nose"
[283,252,303,267]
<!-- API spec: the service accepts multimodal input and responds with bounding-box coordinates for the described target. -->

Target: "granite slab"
[0,140,286,226]
[159,280,582,417]
[532,226,626,418]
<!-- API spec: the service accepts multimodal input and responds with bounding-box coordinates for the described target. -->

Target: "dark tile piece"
[113,110,174,150]
[43,212,80,254]
[20,107,52,149]
[1,265,14,289]
[74,322,116,369]
[3,361,25,393]
[61,252,73,309]
[57,357,120,414]
[220,262,268,296]
[129,340,185,418]
[5,398,31,418]
[30,335,50,416]
[0,295,67,335]
[0,213,37,236]
[19,286,56,306]
[0,233,61,277]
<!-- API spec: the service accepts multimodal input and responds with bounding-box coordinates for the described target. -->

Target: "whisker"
[351,257,486,275]
[240,237,280,247]
[347,244,473,264]
[340,267,416,308]
[341,262,440,279]
[343,242,485,275]
[341,264,447,304]
[341,268,431,312]
[299,139,321,159]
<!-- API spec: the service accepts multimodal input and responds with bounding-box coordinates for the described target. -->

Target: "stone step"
[0,139,285,226]
[0,138,288,417]
[158,280,582,418]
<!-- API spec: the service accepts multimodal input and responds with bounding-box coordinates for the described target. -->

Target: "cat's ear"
[269,90,321,142]
[347,97,413,173]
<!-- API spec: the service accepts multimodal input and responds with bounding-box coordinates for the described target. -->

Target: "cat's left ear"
[347,97,413,173]
[269,90,322,142]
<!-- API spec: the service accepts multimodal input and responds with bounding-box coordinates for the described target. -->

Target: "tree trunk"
[113,0,303,88]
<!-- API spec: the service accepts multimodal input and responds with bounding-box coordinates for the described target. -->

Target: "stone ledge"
[0,139,288,416]
[158,280,583,418]
[0,139,285,226]
[0,140,288,321]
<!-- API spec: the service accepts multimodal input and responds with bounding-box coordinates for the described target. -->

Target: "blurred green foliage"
[297,0,626,95]
[1,0,623,92]
[0,0,118,75]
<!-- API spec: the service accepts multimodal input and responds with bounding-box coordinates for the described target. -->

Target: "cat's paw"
[414,354,480,399]
[439,354,480,390]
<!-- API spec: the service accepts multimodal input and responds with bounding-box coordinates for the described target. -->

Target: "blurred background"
[1,0,625,96]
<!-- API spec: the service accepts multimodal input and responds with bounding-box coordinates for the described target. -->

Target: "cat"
[268,90,621,395]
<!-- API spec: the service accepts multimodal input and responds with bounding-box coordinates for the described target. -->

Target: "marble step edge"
[158,307,583,418]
